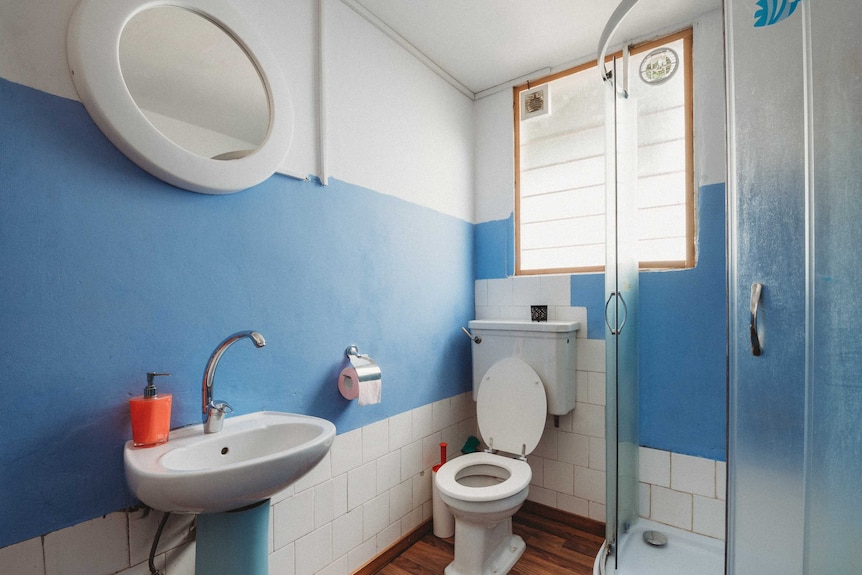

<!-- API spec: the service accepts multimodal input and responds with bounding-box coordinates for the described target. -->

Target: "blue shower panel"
[0,78,474,548]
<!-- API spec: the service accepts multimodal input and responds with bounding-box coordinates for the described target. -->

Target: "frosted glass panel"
[604,55,639,566]
[727,0,862,572]
[725,0,807,572]
[805,0,862,570]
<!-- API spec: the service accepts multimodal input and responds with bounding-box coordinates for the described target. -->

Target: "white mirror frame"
[67,0,294,194]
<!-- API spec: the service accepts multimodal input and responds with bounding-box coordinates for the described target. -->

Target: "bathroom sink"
[124,411,336,514]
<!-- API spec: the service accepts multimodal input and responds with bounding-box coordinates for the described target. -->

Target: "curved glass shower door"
[726,0,862,571]
[604,54,640,569]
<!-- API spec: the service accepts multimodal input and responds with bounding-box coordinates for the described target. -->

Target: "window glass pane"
[515,32,691,274]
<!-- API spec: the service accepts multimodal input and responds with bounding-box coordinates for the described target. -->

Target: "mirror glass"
[119,6,269,160]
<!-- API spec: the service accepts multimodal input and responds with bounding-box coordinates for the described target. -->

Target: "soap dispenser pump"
[129,372,172,447]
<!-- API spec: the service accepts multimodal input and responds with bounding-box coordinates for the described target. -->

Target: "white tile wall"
[639,446,726,540]
[1,394,477,575]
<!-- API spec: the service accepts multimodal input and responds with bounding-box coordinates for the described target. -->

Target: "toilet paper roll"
[337,369,360,400]
[338,365,382,405]
[431,466,455,538]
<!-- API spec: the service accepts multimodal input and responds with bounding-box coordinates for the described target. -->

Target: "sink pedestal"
[196,500,270,575]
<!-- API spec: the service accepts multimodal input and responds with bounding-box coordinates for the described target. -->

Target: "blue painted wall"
[474,184,727,461]
[0,78,474,548]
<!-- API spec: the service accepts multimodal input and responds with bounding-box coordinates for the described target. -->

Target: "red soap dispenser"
[129,372,172,447]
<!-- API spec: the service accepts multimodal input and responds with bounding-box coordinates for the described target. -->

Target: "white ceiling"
[350,0,722,96]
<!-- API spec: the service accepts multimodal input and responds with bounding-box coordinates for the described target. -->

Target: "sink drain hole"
[221,447,229,455]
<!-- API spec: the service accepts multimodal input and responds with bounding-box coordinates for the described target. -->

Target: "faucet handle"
[204,401,233,434]
[208,400,233,414]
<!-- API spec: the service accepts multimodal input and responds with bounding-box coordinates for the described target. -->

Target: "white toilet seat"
[435,452,531,503]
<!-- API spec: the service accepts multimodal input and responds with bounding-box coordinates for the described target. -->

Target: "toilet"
[435,320,579,575]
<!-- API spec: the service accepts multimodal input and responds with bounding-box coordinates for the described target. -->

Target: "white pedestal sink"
[124,411,336,574]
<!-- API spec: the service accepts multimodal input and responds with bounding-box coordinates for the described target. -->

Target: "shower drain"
[643,530,668,547]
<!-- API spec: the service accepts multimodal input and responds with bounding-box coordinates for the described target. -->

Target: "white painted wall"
[0,0,474,221]
[472,9,727,226]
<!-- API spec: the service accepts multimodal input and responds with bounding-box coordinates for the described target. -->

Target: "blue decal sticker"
[754,0,801,27]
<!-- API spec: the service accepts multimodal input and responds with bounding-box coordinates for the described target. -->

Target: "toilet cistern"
[202,331,266,433]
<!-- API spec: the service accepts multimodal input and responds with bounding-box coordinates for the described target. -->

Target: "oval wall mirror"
[67,0,294,194]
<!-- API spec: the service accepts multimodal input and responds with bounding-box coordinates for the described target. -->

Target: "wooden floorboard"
[374,504,602,575]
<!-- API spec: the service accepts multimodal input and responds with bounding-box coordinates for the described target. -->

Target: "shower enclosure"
[725,0,862,572]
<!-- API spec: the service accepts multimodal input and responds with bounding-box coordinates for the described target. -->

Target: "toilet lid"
[477,357,547,457]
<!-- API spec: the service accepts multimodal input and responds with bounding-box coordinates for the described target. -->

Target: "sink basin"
[124,411,336,514]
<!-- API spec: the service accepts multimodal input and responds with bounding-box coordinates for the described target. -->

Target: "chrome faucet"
[202,330,266,433]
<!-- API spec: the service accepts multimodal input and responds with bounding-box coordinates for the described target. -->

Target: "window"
[515,29,693,274]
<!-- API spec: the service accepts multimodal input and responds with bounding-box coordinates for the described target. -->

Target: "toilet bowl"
[435,357,547,575]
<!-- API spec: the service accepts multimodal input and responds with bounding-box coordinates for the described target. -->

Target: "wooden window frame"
[514,28,694,276]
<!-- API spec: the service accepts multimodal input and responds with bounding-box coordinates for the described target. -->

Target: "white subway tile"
[165,542,195,575]
[588,501,606,522]
[558,431,590,467]
[432,397,454,432]
[588,371,606,405]
[44,512,129,575]
[716,460,727,501]
[500,305,530,320]
[316,555,349,575]
[570,402,605,439]
[574,466,606,504]
[269,542,295,575]
[639,482,651,518]
[555,306,588,338]
[650,486,692,531]
[540,275,571,306]
[347,461,376,511]
[589,437,606,471]
[411,404,432,441]
[693,496,726,540]
[128,508,194,566]
[362,420,390,463]
[474,305,498,320]
[348,538,377,573]
[332,473,348,519]
[400,507,423,535]
[512,276,541,306]
[0,537,44,575]
[362,493,390,541]
[295,525,331,575]
[119,557,166,575]
[376,451,401,495]
[422,431,444,469]
[273,489,314,549]
[487,278,513,306]
[400,438,424,482]
[376,522,401,553]
[475,280,489,307]
[526,484,557,507]
[388,411,412,452]
[331,508,362,560]
[533,427,558,459]
[639,447,671,487]
[557,493,589,517]
[412,470,432,509]
[389,478,413,522]
[330,429,363,476]
[294,451,331,493]
[529,455,544,486]
[671,453,715,498]
[543,459,575,495]
[577,339,606,372]
[315,480,336,528]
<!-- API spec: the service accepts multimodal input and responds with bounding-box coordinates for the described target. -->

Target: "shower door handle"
[750,283,763,356]
[604,291,628,335]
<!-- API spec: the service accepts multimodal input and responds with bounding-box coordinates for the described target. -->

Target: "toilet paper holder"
[338,345,382,403]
